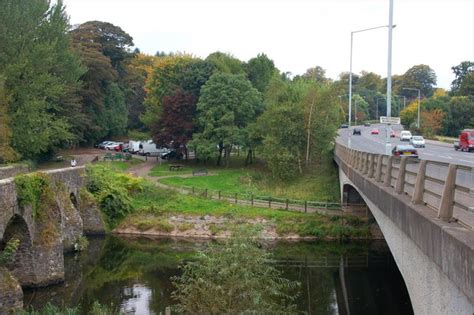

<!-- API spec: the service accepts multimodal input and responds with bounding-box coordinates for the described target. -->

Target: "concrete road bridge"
[334,142,474,314]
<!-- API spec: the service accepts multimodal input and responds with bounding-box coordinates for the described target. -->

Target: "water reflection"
[24,236,413,315]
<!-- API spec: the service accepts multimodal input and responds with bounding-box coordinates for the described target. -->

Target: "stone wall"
[0,268,23,314]
[0,165,30,180]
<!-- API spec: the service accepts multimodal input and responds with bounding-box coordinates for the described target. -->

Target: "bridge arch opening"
[0,214,36,286]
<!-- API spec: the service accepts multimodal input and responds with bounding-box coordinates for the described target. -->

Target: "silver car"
[410,136,425,148]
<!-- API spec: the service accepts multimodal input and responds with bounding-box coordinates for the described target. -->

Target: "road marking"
[439,155,452,159]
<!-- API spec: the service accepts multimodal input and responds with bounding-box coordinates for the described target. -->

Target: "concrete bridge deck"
[335,143,474,314]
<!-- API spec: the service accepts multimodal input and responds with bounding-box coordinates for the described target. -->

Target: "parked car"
[399,130,412,141]
[392,145,418,158]
[454,140,460,151]
[410,136,426,148]
[353,128,361,135]
[161,149,183,160]
[340,124,349,129]
[104,142,122,150]
[371,128,379,135]
[98,141,113,149]
[364,122,371,127]
[458,129,474,152]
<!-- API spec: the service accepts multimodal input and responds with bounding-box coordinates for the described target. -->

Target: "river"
[23,236,413,314]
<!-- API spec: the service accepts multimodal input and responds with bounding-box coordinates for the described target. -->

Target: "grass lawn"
[156,158,340,202]
[95,158,143,172]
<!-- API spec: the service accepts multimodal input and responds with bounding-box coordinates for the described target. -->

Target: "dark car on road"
[353,128,361,135]
[392,144,418,158]
[161,150,183,160]
[340,124,349,129]
[364,122,371,127]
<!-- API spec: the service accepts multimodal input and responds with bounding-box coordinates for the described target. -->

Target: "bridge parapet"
[335,144,474,229]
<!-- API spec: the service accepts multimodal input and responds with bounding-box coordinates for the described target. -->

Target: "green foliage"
[14,173,53,218]
[191,72,263,165]
[74,236,89,251]
[85,164,143,228]
[104,83,128,137]
[19,303,79,315]
[245,53,276,93]
[171,227,301,314]
[0,0,85,158]
[205,51,245,75]
[0,76,20,163]
[0,238,20,266]
[451,61,474,96]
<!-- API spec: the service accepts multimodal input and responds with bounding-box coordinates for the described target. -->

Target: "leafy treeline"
[1,0,472,169]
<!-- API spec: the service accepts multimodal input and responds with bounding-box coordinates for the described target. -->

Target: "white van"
[138,140,170,156]
[128,140,141,154]
[400,130,413,141]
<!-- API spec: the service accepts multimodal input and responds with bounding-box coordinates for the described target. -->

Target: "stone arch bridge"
[0,166,104,289]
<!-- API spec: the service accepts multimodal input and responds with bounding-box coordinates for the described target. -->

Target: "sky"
[62,0,473,89]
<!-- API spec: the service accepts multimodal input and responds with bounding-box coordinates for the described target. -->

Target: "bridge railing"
[335,143,474,229]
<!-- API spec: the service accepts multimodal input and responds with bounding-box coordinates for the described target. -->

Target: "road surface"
[337,124,474,168]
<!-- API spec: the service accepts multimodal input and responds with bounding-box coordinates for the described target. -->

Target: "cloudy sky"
[63,0,473,89]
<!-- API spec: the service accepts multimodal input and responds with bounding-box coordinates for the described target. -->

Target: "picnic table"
[169,164,185,171]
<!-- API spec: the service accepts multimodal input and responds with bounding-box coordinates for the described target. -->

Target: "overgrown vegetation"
[86,163,370,240]
[20,301,118,315]
[85,165,143,229]
[0,238,19,266]
[14,173,60,246]
[171,227,301,314]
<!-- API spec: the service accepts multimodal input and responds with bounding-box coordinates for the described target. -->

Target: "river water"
[24,236,413,314]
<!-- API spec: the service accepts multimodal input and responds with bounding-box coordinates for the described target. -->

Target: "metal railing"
[335,144,474,229]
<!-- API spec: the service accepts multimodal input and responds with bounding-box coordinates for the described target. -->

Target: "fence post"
[205,188,208,198]
[438,164,457,221]
[192,186,195,194]
[218,191,221,200]
[412,160,427,205]
[304,201,307,213]
[383,156,393,187]
[286,199,289,210]
[251,194,254,207]
[268,197,272,208]
[375,155,383,182]
[395,157,407,194]
[235,193,238,204]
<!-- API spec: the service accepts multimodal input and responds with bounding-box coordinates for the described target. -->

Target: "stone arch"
[0,214,36,286]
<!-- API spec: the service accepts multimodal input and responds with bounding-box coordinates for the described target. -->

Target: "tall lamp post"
[348,23,395,147]
[403,88,421,128]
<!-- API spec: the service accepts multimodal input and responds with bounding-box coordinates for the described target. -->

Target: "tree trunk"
[217,141,223,166]
[245,149,252,166]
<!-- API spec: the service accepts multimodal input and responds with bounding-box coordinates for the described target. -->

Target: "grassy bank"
[150,157,340,202]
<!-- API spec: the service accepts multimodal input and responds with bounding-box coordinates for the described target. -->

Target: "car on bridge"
[340,123,349,128]
[458,129,474,152]
[410,136,426,148]
[392,144,418,158]
[400,130,413,141]
[353,128,361,135]
[371,128,379,135]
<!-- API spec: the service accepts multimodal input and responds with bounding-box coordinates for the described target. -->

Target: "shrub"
[0,238,19,266]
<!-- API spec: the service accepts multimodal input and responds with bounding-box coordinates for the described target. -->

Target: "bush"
[85,165,144,228]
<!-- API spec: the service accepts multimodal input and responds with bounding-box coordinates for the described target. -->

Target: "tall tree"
[0,77,19,162]
[0,0,85,158]
[205,52,245,75]
[70,20,134,142]
[398,64,437,98]
[191,73,262,166]
[245,53,276,93]
[450,61,474,96]
[302,66,330,84]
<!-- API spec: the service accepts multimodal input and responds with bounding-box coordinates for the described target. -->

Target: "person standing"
[71,158,77,167]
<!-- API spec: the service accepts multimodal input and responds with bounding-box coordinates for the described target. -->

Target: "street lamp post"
[403,88,421,128]
[348,23,395,147]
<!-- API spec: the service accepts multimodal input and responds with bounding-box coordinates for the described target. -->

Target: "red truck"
[455,129,474,152]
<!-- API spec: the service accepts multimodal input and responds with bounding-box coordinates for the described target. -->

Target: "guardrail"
[335,143,474,229]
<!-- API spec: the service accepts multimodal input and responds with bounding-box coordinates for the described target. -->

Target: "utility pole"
[385,0,395,155]
[306,99,315,165]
